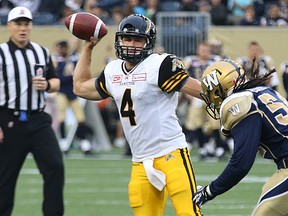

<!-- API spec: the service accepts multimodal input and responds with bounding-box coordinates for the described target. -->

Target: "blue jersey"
[210,86,288,196]
[249,87,288,161]
[52,52,78,100]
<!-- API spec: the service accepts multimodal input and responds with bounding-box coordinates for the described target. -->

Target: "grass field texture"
[13,148,276,216]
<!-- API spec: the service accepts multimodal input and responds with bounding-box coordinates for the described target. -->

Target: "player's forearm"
[210,116,260,196]
[73,44,103,100]
[180,78,201,99]
[209,162,250,196]
[73,39,101,82]
[209,147,256,196]
[73,44,93,92]
[74,45,93,82]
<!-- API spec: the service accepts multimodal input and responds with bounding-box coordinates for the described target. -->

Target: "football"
[64,12,108,41]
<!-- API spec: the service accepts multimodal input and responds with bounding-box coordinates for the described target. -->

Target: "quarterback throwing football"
[193,59,288,215]
[73,14,203,215]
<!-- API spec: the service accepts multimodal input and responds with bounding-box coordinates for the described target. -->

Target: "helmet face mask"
[119,36,147,60]
[115,14,156,63]
[201,60,245,119]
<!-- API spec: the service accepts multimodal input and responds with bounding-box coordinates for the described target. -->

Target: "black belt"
[0,107,43,116]
[277,158,288,169]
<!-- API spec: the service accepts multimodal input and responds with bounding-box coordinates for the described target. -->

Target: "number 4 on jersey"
[120,89,136,126]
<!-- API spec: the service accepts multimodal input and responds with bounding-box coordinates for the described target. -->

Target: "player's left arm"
[158,54,201,99]
[194,113,262,207]
[209,114,261,195]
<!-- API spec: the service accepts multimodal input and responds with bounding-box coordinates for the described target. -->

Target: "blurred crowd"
[0,0,287,26]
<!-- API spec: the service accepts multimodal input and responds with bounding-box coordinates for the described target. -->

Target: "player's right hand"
[85,37,101,49]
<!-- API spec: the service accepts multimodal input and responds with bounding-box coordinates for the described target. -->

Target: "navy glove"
[193,185,215,207]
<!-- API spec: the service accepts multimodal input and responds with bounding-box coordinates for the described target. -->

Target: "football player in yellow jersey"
[193,59,288,215]
[73,14,202,215]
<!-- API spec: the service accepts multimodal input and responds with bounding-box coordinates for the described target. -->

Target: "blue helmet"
[114,14,156,63]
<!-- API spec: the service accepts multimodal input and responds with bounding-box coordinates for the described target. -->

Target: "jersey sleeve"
[95,70,111,99]
[220,91,262,136]
[210,113,261,196]
[158,55,189,93]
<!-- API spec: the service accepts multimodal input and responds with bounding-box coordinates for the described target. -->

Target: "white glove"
[143,159,166,191]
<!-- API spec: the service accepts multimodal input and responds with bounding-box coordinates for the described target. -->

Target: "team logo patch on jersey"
[112,75,123,83]
[228,104,240,116]
[132,73,146,82]
[171,57,185,72]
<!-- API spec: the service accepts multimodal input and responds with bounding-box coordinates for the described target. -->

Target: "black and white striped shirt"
[0,40,57,112]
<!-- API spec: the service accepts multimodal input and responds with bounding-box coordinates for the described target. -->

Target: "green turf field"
[13,148,276,216]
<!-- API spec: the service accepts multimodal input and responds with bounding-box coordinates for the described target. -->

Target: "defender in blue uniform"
[193,59,288,215]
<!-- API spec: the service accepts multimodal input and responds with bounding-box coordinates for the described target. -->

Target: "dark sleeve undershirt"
[209,113,262,196]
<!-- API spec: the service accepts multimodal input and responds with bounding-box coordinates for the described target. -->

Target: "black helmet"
[114,14,156,63]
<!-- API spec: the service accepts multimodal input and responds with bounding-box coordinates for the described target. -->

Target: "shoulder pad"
[220,91,256,132]
[182,56,192,68]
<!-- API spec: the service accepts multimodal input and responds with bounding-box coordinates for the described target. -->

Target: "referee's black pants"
[0,110,64,216]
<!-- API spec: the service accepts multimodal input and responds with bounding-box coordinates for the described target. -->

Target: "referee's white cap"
[7,6,33,22]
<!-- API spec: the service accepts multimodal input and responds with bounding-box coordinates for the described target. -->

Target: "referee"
[0,6,64,216]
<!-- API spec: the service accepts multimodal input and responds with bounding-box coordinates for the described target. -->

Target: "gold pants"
[56,93,85,123]
[252,168,288,216]
[128,148,202,216]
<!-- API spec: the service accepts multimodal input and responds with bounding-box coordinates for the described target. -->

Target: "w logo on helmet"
[202,69,219,91]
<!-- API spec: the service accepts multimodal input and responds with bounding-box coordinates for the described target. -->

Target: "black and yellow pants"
[128,148,202,216]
